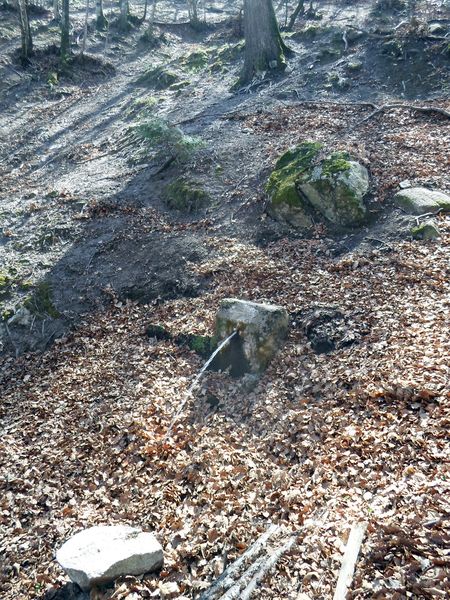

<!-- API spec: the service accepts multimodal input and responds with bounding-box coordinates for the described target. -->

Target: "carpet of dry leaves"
[1,104,450,599]
[1,223,449,599]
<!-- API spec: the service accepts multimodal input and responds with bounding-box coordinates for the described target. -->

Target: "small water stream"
[164,330,238,440]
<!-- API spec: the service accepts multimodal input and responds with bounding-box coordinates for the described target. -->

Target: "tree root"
[357,103,450,124]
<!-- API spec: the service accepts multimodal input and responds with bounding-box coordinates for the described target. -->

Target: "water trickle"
[164,330,237,440]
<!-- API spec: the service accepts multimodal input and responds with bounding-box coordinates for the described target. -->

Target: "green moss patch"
[181,49,209,72]
[164,179,209,212]
[137,66,179,89]
[411,221,441,240]
[266,142,322,207]
[24,282,60,318]
[321,152,351,177]
[175,333,217,359]
[127,117,203,163]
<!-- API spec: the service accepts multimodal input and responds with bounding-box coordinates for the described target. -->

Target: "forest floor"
[0,0,449,599]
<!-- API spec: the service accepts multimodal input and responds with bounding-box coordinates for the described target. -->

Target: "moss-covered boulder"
[394,187,450,215]
[215,299,289,374]
[266,142,369,229]
[411,221,441,240]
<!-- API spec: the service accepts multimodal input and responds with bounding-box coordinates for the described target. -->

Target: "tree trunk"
[240,0,288,84]
[142,0,148,22]
[95,0,107,29]
[60,0,70,63]
[80,0,89,57]
[53,0,61,22]
[187,0,199,25]
[118,0,129,31]
[288,0,304,30]
[145,0,158,39]
[17,0,33,64]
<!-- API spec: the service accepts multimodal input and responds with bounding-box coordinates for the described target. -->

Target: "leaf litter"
[1,214,449,598]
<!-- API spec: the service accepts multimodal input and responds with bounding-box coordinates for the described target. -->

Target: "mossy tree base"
[240,0,289,84]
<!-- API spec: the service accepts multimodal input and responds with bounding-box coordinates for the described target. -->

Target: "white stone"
[56,525,163,591]
[394,187,450,215]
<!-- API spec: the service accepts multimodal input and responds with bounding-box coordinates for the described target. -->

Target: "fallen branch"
[333,521,368,600]
[199,524,280,600]
[239,535,298,600]
[357,103,450,125]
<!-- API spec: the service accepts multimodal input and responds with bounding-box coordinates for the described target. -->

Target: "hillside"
[0,1,449,599]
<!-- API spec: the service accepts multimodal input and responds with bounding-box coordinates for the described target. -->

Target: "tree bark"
[16,0,33,63]
[81,0,89,56]
[187,0,199,25]
[288,0,304,30]
[144,0,158,39]
[53,0,61,22]
[240,0,288,84]
[95,0,107,29]
[118,0,129,31]
[60,0,70,63]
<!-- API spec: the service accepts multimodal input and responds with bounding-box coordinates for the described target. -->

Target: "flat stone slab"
[56,525,163,591]
[394,187,450,215]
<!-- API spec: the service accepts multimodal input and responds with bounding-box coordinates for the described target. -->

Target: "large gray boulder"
[394,187,450,215]
[56,525,163,591]
[266,142,369,230]
[215,299,289,374]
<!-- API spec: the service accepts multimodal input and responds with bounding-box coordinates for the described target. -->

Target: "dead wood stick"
[292,98,379,110]
[357,103,450,125]
[239,535,298,600]
[218,555,267,600]
[333,521,368,600]
[199,524,280,600]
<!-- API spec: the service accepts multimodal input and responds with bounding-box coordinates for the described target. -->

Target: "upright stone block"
[215,299,289,374]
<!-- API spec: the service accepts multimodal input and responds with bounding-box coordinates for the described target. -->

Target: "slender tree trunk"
[288,0,304,30]
[95,0,107,29]
[81,0,89,56]
[60,0,70,63]
[145,0,158,39]
[53,0,61,21]
[16,0,33,63]
[187,0,199,26]
[118,0,129,31]
[142,0,148,22]
[240,0,288,84]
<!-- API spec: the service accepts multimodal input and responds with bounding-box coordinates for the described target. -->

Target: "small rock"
[7,307,32,327]
[346,60,363,71]
[394,187,450,215]
[56,525,163,591]
[411,221,441,240]
[429,22,447,36]
[159,581,180,599]
[399,179,411,189]
[302,306,360,354]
